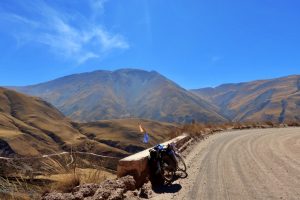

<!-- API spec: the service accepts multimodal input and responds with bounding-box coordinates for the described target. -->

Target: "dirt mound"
[41,175,137,200]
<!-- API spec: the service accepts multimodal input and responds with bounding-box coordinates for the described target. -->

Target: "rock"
[83,197,94,200]
[41,192,77,200]
[124,190,140,200]
[41,176,137,200]
[139,182,152,199]
[93,188,114,199]
[108,188,124,200]
[102,179,125,190]
[90,176,136,199]
[73,184,100,197]
[119,175,136,191]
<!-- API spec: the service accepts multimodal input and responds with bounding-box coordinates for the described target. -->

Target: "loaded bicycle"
[149,142,186,184]
[138,123,186,184]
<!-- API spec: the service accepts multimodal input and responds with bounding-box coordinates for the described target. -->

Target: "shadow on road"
[152,183,182,194]
[151,171,188,194]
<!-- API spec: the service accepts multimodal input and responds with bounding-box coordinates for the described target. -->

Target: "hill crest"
[12,69,226,123]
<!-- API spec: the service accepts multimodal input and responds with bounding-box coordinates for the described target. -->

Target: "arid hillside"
[0,87,176,158]
[192,75,300,122]
[74,118,177,153]
[12,69,227,123]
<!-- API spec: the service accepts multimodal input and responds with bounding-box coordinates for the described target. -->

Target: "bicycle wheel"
[161,165,175,184]
[176,154,187,172]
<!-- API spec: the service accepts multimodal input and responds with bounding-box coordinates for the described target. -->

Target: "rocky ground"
[41,175,153,200]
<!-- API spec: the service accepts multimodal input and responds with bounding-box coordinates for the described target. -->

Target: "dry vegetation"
[0,151,116,200]
[1,120,299,199]
[170,120,300,139]
[192,75,300,122]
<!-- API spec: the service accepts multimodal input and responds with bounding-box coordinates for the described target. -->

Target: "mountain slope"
[192,75,300,122]
[0,87,176,157]
[13,69,227,123]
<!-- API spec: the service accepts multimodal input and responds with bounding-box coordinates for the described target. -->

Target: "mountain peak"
[12,69,226,123]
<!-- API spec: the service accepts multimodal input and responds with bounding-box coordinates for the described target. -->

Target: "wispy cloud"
[211,56,223,63]
[90,0,108,11]
[0,0,129,64]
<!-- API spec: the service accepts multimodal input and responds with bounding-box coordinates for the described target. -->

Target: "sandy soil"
[152,127,300,200]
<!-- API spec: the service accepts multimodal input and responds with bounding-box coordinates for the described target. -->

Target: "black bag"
[160,148,177,171]
[148,149,164,185]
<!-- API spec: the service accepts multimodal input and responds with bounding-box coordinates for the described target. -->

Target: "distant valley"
[0,87,176,158]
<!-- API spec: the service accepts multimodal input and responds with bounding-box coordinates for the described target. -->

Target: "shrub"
[52,174,80,193]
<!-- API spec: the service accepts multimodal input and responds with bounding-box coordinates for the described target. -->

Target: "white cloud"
[211,56,223,63]
[0,13,38,27]
[89,0,107,12]
[0,0,129,64]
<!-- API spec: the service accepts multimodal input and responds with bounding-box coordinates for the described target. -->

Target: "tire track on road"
[152,128,300,200]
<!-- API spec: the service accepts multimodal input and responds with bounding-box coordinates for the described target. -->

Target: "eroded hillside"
[12,69,227,123]
[0,87,176,158]
[192,75,300,122]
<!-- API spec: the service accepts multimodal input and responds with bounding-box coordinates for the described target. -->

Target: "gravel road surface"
[152,128,300,200]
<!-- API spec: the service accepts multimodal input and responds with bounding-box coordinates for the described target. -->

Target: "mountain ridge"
[12,69,227,123]
[9,68,300,123]
[192,74,300,122]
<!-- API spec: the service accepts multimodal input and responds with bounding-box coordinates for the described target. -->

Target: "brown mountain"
[191,75,300,122]
[13,69,227,123]
[0,87,176,157]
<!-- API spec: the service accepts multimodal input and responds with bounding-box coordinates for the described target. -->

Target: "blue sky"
[0,0,299,89]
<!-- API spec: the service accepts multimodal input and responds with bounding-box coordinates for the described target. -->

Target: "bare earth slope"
[0,87,176,158]
[192,75,300,122]
[0,87,86,157]
[152,128,300,200]
[12,69,226,123]
[74,118,177,153]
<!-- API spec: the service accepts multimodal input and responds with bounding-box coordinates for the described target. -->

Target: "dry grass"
[76,168,113,184]
[0,176,36,200]
[43,150,113,193]
[0,150,116,198]
[170,120,300,139]
[44,168,113,193]
[170,122,227,139]
[50,173,80,193]
[285,121,300,126]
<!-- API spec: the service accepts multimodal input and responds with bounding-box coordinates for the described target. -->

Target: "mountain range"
[2,69,300,157]
[192,75,300,122]
[10,69,300,123]
[13,69,226,123]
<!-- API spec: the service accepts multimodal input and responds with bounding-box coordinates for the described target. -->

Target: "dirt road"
[152,127,300,200]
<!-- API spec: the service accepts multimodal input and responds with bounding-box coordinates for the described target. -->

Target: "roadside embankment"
[117,134,191,187]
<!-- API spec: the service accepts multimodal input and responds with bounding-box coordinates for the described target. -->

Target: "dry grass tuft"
[170,120,300,139]
[51,174,80,193]
[0,150,115,198]
[78,169,108,184]
[285,121,300,126]
[0,176,34,200]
